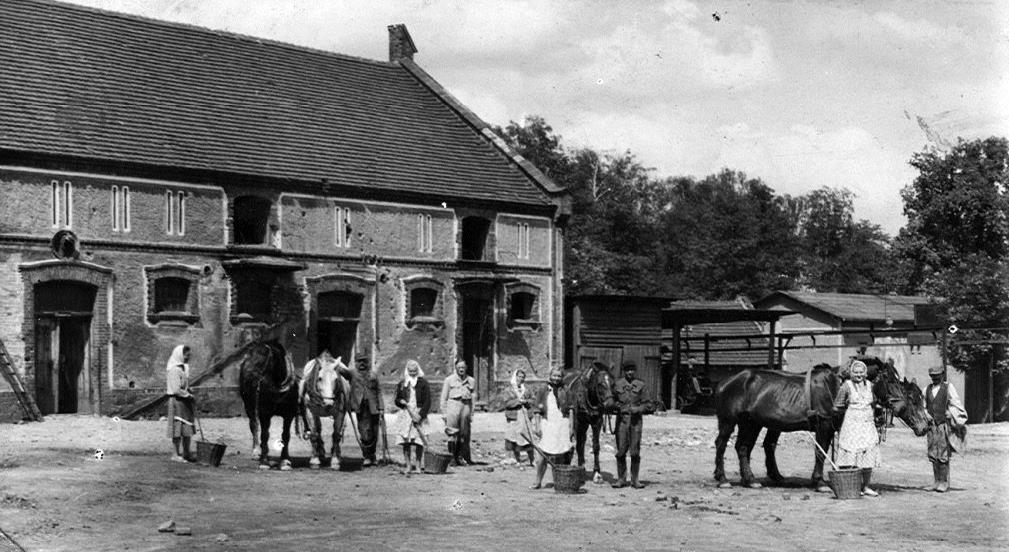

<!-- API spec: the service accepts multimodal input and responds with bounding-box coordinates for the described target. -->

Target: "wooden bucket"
[552,465,586,494]
[829,466,863,499]
[424,451,452,474]
[195,441,226,467]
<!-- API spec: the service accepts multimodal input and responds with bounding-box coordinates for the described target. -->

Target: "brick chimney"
[387,24,417,61]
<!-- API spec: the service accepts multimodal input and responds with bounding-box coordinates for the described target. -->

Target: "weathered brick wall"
[0,250,27,392]
[496,214,552,267]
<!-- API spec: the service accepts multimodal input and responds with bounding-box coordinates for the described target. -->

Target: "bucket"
[195,441,227,467]
[424,451,452,474]
[338,457,364,472]
[552,465,586,494]
[828,466,863,499]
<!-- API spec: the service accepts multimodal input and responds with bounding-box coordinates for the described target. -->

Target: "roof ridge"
[24,0,397,69]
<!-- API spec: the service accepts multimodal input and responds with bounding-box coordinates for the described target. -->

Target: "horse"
[239,340,300,470]
[565,362,618,483]
[299,351,352,470]
[713,357,930,490]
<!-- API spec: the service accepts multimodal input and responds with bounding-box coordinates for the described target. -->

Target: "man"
[612,360,654,489]
[440,360,476,465]
[924,364,967,493]
[337,355,384,466]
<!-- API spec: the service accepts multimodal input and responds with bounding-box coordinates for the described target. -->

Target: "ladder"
[0,338,44,422]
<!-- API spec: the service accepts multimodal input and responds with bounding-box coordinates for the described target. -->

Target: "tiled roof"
[756,291,931,323]
[665,300,769,367]
[0,0,554,207]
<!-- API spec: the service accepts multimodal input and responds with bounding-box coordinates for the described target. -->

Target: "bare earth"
[1,412,1006,552]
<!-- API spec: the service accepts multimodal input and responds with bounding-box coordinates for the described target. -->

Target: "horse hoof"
[816,485,833,493]
[592,472,604,485]
[746,481,762,489]
[717,481,732,489]
[258,463,270,470]
[280,460,293,471]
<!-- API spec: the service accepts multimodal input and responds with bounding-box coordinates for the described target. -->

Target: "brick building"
[0,0,569,419]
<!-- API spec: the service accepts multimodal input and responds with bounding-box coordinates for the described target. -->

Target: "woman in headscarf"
[833,359,882,496]
[392,359,431,474]
[165,344,195,462]
[530,366,573,490]
[503,369,534,466]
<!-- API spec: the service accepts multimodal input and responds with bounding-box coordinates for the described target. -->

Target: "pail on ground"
[195,441,227,467]
[338,457,364,471]
[829,466,863,499]
[552,465,586,494]
[424,451,452,474]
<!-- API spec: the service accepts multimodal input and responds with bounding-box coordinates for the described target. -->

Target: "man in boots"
[612,360,655,489]
[337,355,384,466]
[924,364,967,492]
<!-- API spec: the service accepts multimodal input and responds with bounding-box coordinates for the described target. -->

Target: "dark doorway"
[233,195,272,245]
[459,284,495,400]
[33,281,96,415]
[460,216,491,261]
[316,291,362,362]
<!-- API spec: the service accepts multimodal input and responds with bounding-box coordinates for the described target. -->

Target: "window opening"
[461,216,491,260]
[233,195,272,245]
[154,277,190,313]
[410,288,437,318]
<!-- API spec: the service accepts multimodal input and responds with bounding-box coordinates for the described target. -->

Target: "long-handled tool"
[805,433,840,471]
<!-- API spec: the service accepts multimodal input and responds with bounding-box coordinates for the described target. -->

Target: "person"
[165,345,195,462]
[392,360,431,474]
[336,354,385,466]
[503,369,534,466]
[440,360,476,465]
[612,360,655,489]
[924,364,967,493]
[530,367,573,490]
[832,360,881,497]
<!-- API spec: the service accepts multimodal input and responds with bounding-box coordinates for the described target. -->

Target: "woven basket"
[552,465,586,494]
[829,466,863,499]
[338,457,364,471]
[424,451,452,474]
[195,441,226,467]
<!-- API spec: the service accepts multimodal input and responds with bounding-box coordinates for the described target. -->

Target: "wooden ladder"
[0,338,44,422]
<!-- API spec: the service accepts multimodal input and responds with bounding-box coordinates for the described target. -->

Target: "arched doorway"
[34,280,97,414]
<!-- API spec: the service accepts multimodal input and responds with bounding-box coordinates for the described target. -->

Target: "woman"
[392,360,431,474]
[503,369,534,466]
[440,360,476,465]
[530,367,573,490]
[833,360,881,497]
[165,345,195,462]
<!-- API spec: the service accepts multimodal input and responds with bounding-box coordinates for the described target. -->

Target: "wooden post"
[670,324,681,411]
[767,320,776,369]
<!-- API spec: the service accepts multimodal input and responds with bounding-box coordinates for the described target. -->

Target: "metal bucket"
[829,466,863,499]
[424,451,452,474]
[195,441,227,467]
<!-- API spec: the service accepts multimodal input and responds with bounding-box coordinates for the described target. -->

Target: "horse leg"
[308,414,323,469]
[812,426,833,492]
[714,418,735,487]
[258,413,272,469]
[575,415,588,469]
[736,421,762,488]
[330,414,345,470]
[245,400,260,458]
[590,418,603,484]
[279,415,293,471]
[763,429,783,482]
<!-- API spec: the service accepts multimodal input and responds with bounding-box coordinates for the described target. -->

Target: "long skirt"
[391,410,429,447]
[505,409,533,451]
[167,397,195,439]
[836,406,880,468]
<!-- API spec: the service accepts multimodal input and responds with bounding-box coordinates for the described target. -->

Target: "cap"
[621,360,637,371]
[928,365,947,375]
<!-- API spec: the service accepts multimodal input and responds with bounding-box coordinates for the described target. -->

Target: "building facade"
[0,0,569,419]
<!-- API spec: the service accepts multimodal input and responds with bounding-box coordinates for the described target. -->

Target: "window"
[111,186,131,232]
[334,206,352,248]
[145,265,200,324]
[410,288,437,318]
[51,180,72,229]
[517,222,530,259]
[403,277,444,328]
[235,279,273,319]
[417,213,433,253]
[233,195,272,245]
[460,216,491,261]
[165,190,186,235]
[506,284,540,329]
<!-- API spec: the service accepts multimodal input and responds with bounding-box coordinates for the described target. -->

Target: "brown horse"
[566,362,618,483]
[713,357,930,489]
[239,340,300,470]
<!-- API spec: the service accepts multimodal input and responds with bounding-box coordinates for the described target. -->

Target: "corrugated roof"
[0,0,554,207]
[756,291,931,323]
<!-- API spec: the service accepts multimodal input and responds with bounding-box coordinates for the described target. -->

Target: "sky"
[67,0,1009,236]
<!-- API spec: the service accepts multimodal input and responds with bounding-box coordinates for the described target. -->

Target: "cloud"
[873,11,963,44]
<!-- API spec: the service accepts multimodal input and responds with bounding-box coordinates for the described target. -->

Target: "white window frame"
[111,186,131,232]
[122,186,131,232]
[165,190,174,234]
[417,213,433,253]
[166,190,186,235]
[112,185,119,231]
[334,206,351,248]
[51,180,73,229]
[176,191,186,236]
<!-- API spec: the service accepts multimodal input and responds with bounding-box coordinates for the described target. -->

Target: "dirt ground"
[1,411,1006,552]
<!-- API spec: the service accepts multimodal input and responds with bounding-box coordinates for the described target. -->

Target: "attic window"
[460,216,491,261]
[233,196,272,245]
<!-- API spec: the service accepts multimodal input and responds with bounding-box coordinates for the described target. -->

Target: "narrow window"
[425,215,432,253]
[52,180,72,228]
[122,186,131,232]
[111,185,120,231]
[417,214,433,253]
[165,190,174,234]
[51,180,59,227]
[416,214,424,251]
[176,191,186,236]
[333,206,350,248]
[63,181,72,228]
[344,209,351,248]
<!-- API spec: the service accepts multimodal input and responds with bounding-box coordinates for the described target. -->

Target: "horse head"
[871,360,930,436]
[589,362,617,413]
[308,351,342,407]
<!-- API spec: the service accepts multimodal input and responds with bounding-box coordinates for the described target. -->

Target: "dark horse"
[713,357,930,489]
[239,340,300,470]
[565,362,617,483]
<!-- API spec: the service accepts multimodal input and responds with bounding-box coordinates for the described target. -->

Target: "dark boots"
[612,456,628,488]
[861,468,878,497]
[936,462,950,493]
[630,456,644,489]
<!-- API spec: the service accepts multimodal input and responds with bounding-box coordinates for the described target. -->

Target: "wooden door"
[34,317,58,415]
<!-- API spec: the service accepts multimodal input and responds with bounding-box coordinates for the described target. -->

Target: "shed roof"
[0,0,560,208]
[665,300,771,367]
[755,291,932,323]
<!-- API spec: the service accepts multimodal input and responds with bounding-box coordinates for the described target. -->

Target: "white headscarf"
[510,369,526,397]
[166,345,189,375]
[403,359,424,388]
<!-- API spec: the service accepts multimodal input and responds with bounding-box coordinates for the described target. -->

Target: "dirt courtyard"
[1,411,1006,551]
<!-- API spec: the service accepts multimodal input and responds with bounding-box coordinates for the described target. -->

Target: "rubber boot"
[930,461,940,491]
[612,456,628,488]
[861,468,878,497]
[630,456,645,489]
[461,438,474,465]
[448,441,460,466]
[936,463,949,493]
